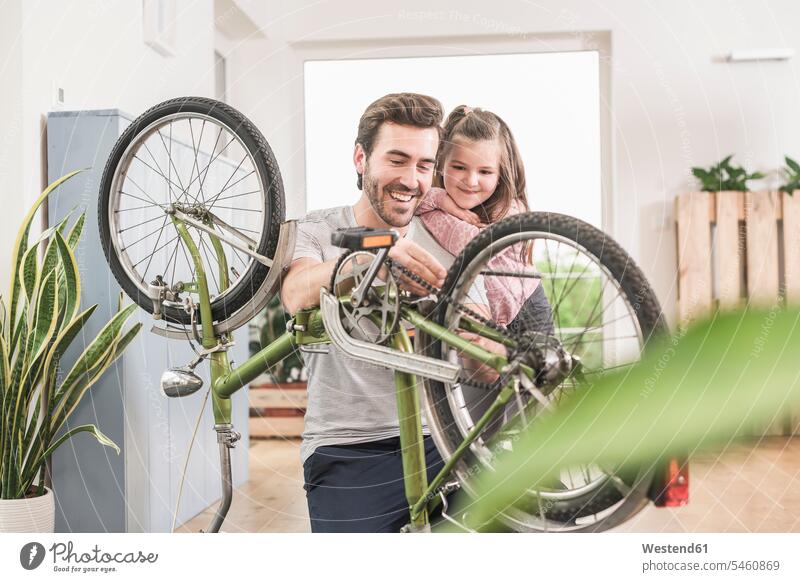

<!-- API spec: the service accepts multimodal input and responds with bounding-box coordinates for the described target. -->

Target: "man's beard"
[362,162,421,228]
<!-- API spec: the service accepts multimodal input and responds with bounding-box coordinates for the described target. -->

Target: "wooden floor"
[178,436,800,533]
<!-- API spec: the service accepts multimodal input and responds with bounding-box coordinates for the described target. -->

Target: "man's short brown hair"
[355,93,443,189]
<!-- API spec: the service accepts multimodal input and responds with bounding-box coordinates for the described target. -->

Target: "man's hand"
[440,193,484,227]
[388,238,447,295]
[280,257,336,315]
[456,331,506,383]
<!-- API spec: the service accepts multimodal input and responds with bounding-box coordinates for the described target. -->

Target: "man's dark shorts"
[303,436,447,533]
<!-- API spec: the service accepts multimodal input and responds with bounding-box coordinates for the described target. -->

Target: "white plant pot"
[0,486,55,533]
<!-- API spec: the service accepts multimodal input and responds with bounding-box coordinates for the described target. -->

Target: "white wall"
[0,0,218,287]
[0,0,24,294]
[223,0,800,326]
[4,0,800,326]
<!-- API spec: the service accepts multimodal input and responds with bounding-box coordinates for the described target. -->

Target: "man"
[281,93,462,532]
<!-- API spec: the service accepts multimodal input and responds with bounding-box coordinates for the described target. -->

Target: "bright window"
[304,51,602,226]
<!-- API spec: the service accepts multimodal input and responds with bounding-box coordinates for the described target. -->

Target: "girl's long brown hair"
[434,105,529,224]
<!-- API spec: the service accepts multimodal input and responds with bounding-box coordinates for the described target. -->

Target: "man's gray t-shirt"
[291,205,484,463]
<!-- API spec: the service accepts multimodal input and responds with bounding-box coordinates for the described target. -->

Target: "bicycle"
[98,96,684,532]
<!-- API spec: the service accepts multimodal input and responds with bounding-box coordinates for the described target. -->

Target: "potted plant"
[0,171,141,532]
[690,154,764,192]
[252,295,305,385]
[779,155,800,195]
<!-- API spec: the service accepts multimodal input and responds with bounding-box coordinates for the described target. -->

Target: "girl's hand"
[441,193,484,227]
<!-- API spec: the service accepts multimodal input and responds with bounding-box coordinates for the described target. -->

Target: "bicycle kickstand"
[438,484,476,533]
[203,424,241,533]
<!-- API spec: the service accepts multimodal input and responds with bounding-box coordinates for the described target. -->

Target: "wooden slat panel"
[782,191,800,435]
[249,417,304,438]
[716,191,744,310]
[249,389,308,409]
[744,191,785,436]
[745,191,781,306]
[784,191,800,307]
[676,192,713,328]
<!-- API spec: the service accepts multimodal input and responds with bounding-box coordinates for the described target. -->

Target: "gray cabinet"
[46,109,249,533]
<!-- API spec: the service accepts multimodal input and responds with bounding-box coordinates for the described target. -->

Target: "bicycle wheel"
[417,212,668,532]
[98,96,284,326]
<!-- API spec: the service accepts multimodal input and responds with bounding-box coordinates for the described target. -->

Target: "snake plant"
[0,170,141,499]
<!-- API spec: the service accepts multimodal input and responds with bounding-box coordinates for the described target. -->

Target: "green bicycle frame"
[171,216,522,529]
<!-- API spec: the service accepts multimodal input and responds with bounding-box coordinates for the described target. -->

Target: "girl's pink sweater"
[416,187,538,326]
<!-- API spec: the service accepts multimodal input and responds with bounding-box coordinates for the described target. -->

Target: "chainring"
[330,251,401,345]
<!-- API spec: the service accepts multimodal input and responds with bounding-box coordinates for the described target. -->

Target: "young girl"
[416,105,552,335]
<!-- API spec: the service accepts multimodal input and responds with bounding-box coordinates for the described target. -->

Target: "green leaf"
[67,213,86,250]
[8,170,84,336]
[19,307,97,478]
[27,270,59,364]
[0,335,10,458]
[39,237,61,291]
[786,156,800,174]
[20,424,119,496]
[47,342,117,441]
[54,231,80,323]
[42,306,98,391]
[463,307,800,530]
[18,244,39,304]
[12,271,59,456]
[49,303,137,427]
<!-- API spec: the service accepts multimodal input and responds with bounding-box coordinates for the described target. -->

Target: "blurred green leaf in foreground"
[464,307,800,530]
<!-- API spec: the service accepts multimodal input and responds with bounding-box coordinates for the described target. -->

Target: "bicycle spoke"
[208,205,261,213]
[121,220,173,251]
[206,167,255,210]
[186,118,208,205]
[229,245,249,268]
[177,234,196,285]
[157,124,186,194]
[581,362,636,375]
[115,203,164,213]
[135,216,171,281]
[142,141,178,203]
[117,213,167,233]
[567,278,621,352]
[199,235,221,293]
[204,154,248,207]
[133,153,183,198]
[191,135,237,196]
[125,174,167,209]
[211,189,262,204]
[134,233,180,272]
[195,124,223,204]
[162,237,181,286]
[120,189,164,209]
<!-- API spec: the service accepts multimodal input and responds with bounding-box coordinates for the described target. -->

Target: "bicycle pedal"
[331,226,397,250]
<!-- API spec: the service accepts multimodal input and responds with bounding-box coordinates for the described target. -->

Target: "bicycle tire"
[98,96,284,326]
[418,211,668,532]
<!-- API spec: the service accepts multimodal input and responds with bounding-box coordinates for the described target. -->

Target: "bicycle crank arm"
[320,289,460,383]
[170,207,273,267]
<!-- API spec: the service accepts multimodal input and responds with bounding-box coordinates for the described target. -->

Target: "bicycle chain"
[386,257,542,392]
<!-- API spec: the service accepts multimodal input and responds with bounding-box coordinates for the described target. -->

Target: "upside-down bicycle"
[98,97,685,532]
